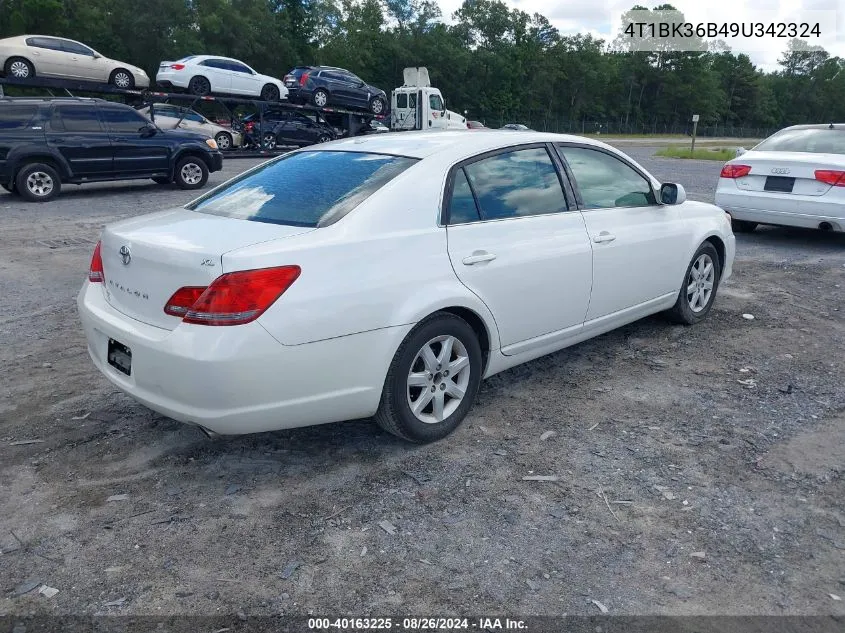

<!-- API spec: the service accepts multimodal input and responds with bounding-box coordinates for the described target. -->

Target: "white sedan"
[155,55,288,101]
[78,132,735,443]
[716,123,845,233]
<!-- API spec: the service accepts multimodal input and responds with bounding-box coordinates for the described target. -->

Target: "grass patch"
[655,146,735,160]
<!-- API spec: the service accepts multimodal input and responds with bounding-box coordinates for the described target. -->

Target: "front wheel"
[731,219,757,233]
[369,96,386,115]
[214,132,233,151]
[260,84,280,101]
[262,132,277,149]
[375,313,483,443]
[174,157,208,190]
[666,242,722,325]
[110,69,134,89]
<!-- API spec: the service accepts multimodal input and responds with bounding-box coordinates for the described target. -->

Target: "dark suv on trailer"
[0,98,223,202]
[284,66,387,115]
[242,109,337,148]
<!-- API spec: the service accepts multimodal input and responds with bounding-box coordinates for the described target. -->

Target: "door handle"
[593,231,616,244]
[462,251,496,265]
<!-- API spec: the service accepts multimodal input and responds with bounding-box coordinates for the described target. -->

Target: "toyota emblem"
[119,245,131,265]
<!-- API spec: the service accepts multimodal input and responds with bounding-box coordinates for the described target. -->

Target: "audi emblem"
[770,167,791,175]
[119,245,131,265]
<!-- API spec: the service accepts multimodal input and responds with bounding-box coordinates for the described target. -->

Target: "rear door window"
[463,147,569,220]
[51,105,103,132]
[188,151,418,227]
[0,105,38,130]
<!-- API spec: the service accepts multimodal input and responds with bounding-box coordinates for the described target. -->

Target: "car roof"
[310,130,617,161]
[780,124,845,131]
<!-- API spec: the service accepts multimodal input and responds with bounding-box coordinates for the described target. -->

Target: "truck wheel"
[16,163,61,202]
[312,89,329,108]
[369,96,386,115]
[174,157,208,190]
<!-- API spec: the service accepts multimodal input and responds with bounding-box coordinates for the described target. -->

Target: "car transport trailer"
[0,75,385,158]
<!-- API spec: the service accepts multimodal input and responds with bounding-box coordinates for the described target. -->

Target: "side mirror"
[660,183,686,205]
[735,147,747,157]
[92,53,102,59]
[140,123,157,138]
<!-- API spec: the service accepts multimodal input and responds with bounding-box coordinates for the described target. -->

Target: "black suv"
[242,109,337,148]
[284,66,387,115]
[0,98,224,202]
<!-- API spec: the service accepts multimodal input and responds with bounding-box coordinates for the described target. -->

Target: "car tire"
[174,156,208,190]
[260,84,280,101]
[312,88,329,108]
[375,312,483,443]
[369,96,386,115]
[16,163,61,202]
[317,134,332,143]
[731,219,757,233]
[109,68,135,90]
[666,241,722,325]
[188,76,211,96]
[262,133,277,149]
[152,177,171,185]
[5,57,34,80]
[214,132,233,151]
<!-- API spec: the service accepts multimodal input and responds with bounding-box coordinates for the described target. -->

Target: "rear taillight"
[170,63,185,71]
[88,241,104,283]
[299,72,309,86]
[164,286,207,317]
[720,164,752,179]
[166,266,301,326]
[814,170,845,186]
[244,121,254,131]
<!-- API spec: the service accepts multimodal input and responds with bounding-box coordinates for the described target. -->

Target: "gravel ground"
[1,147,843,619]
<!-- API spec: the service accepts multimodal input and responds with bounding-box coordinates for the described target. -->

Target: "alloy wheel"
[406,335,471,424]
[180,163,203,186]
[26,171,53,197]
[686,253,715,313]
[10,60,30,78]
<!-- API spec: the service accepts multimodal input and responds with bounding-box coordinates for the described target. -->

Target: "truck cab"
[390,67,466,132]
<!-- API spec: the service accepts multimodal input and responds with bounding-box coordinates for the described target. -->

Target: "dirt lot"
[1,148,844,619]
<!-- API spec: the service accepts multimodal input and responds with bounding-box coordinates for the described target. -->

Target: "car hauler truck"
[390,67,467,131]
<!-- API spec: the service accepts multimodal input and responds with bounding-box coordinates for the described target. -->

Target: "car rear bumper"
[155,71,189,90]
[77,282,405,435]
[716,182,845,230]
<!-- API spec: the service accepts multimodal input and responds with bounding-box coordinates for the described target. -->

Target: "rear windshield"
[187,151,417,227]
[755,128,845,154]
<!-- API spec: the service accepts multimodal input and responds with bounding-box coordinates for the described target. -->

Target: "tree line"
[2,0,843,136]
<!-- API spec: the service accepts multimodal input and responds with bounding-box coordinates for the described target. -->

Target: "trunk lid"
[732,151,845,197]
[100,209,314,330]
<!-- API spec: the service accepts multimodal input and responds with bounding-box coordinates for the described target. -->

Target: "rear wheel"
[109,69,134,89]
[16,163,61,202]
[174,157,208,190]
[317,133,332,144]
[5,57,34,80]
[666,242,722,325]
[188,76,211,96]
[260,84,280,101]
[375,313,483,443]
[214,132,233,151]
[731,219,757,233]
[312,88,329,108]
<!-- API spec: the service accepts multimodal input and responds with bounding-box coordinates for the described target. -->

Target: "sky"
[434,0,845,72]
